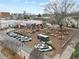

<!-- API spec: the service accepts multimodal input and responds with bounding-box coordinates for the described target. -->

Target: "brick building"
[0,12,10,18]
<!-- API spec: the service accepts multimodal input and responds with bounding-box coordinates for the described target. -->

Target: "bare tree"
[44,0,79,29]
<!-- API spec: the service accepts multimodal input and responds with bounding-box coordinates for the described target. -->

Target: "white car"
[34,43,53,52]
[20,36,32,42]
[38,46,52,52]
[34,44,44,49]
[7,32,17,37]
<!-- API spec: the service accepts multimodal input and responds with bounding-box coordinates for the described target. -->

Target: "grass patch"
[70,42,79,59]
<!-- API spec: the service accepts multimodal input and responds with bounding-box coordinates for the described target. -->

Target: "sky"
[0,0,79,14]
[0,0,49,14]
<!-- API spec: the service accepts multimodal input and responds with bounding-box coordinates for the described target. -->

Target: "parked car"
[34,43,52,52]
[34,44,45,49]
[38,46,52,52]
[37,34,49,42]
[15,35,21,39]
[20,36,32,42]
[15,35,32,42]
[6,32,32,42]
[7,32,17,37]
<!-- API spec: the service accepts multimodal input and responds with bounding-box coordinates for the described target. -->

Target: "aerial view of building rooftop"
[0,0,79,59]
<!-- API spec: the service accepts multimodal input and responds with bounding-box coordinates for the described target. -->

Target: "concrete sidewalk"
[0,53,5,59]
[0,46,5,59]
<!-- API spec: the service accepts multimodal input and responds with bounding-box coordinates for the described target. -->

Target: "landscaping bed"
[70,42,79,59]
